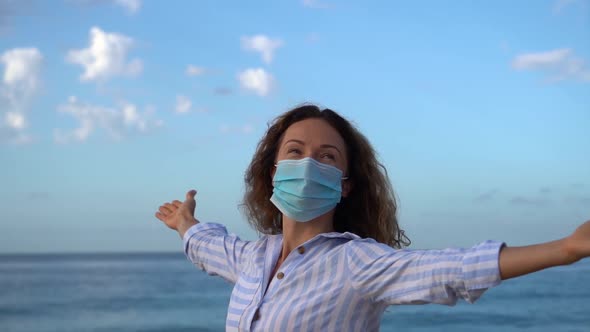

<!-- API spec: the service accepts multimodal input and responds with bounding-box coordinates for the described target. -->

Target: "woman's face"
[276,118,349,176]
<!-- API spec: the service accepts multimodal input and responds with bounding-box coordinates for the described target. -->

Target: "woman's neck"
[279,213,335,261]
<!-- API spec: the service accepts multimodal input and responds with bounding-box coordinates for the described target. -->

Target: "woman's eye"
[287,148,301,154]
[321,153,335,160]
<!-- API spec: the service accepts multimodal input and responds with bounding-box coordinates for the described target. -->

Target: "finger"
[186,189,197,201]
[159,205,173,214]
[155,212,164,221]
[164,202,178,210]
[172,200,182,207]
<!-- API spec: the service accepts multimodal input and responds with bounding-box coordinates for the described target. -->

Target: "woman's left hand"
[563,220,590,263]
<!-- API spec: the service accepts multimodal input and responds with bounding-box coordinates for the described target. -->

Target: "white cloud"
[1,47,42,93]
[241,35,283,64]
[175,95,192,113]
[512,49,570,68]
[114,0,141,14]
[54,96,162,143]
[5,112,25,129]
[122,103,139,125]
[237,68,274,96]
[186,65,206,76]
[67,27,143,82]
[0,47,42,144]
[511,48,590,82]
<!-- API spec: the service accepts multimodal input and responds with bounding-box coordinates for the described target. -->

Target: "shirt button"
[277,272,285,279]
[297,246,305,254]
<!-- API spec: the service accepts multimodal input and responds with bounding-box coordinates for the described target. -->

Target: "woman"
[155,104,590,331]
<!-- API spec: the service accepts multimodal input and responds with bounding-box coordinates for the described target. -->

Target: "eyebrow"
[283,139,343,156]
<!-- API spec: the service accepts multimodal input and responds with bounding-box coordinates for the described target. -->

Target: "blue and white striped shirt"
[183,222,504,331]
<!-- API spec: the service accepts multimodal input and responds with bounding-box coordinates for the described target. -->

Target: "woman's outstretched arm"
[155,189,254,283]
[499,220,590,280]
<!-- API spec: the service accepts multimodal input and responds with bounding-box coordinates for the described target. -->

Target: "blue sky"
[0,0,588,253]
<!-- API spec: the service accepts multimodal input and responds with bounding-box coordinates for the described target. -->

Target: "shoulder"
[344,236,396,255]
[338,236,402,267]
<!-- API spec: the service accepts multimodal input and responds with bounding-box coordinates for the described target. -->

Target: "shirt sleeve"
[182,222,254,284]
[345,239,504,306]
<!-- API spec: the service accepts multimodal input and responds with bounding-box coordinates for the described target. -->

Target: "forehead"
[281,118,346,149]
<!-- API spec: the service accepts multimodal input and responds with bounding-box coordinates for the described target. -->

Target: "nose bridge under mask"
[274,157,348,181]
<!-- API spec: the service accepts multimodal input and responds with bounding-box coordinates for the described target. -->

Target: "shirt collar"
[267,231,361,243]
[316,231,361,240]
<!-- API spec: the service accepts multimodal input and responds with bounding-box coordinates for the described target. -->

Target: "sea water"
[1,253,588,331]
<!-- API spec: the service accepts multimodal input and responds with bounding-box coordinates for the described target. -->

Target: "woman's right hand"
[155,190,198,236]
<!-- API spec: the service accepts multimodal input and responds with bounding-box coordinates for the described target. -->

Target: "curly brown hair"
[242,104,410,248]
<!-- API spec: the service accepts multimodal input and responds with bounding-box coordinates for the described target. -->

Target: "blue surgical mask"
[270,157,347,222]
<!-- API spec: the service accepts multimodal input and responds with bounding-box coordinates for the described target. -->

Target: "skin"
[155,119,590,282]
